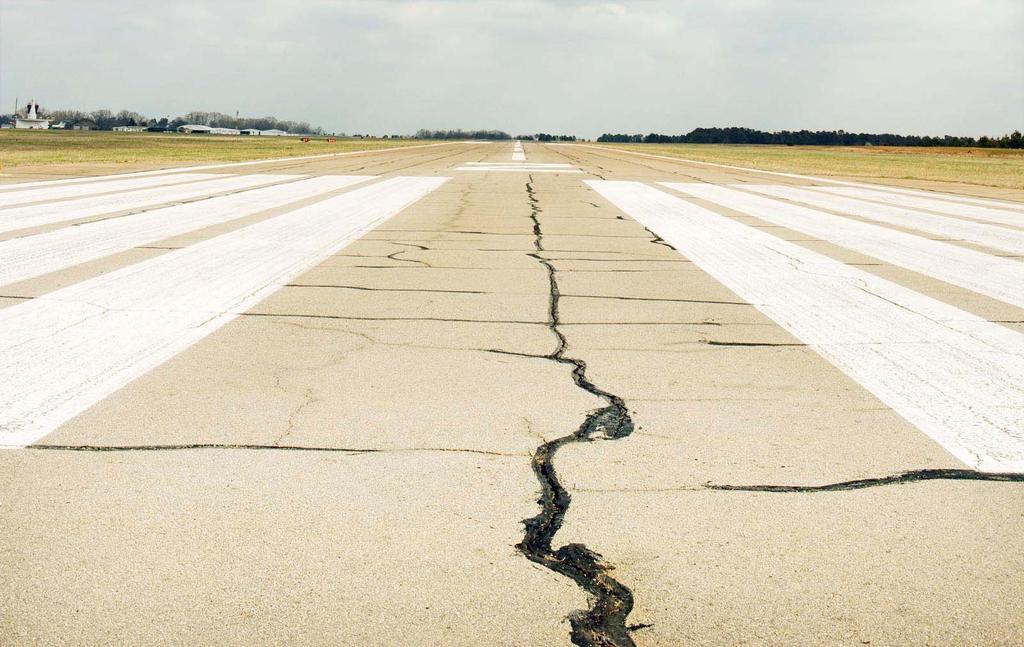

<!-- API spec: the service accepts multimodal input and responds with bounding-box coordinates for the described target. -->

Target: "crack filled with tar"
[517,175,642,647]
[705,468,1024,492]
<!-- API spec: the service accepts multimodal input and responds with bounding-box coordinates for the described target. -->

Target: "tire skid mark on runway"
[662,183,1024,311]
[0,176,448,447]
[0,175,374,288]
[588,181,1024,473]
[516,175,641,647]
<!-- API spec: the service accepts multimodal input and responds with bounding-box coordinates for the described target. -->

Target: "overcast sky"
[1,0,1021,137]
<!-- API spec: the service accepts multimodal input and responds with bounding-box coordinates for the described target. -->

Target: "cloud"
[1,0,1020,137]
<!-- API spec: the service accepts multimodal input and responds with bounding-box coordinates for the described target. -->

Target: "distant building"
[69,118,99,131]
[178,124,212,134]
[261,129,287,136]
[15,99,50,129]
[209,127,240,135]
[240,128,262,136]
[113,125,147,132]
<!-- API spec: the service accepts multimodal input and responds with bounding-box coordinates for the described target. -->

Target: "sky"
[1,0,1021,138]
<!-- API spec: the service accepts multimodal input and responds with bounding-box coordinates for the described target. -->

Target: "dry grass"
[598,143,1024,190]
[0,130,427,173]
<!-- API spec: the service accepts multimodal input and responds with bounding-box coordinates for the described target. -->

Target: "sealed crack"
[518,175,641,647]
[706,468,1024,492]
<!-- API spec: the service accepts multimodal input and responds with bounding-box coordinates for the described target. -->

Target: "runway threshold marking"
[512,141,526,161]
[0,141,458,192]
[0,174,294,235]
[0,175,374,288]
[456,162,581,173]
[812,186,1024,227]
[0,175,448,447]
[0,173,231,209]
[663,183,1024,310]
[588,180,1024,472]
[741,184,1024,257]
[568,143,1024,212]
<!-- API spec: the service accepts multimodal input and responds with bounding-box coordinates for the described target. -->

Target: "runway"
[2,141,1022,646]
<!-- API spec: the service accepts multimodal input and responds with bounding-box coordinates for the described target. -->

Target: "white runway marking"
[0,173,224,209]
[0,176,447,447]
[570,143,1024,212]
[457,162,581,173]
[463,162,575,167]
[0,174,290,235]
[663,183,1024,310]
[512,141,526,161]
[588,180,1024,472]
[826,184,1024,213]
[0,175,373,288]
[0,142,454,192]
[741,184,1024,257]
[813,186,1024,228]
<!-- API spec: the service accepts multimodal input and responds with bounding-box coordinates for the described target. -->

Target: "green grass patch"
[0,130,427,169]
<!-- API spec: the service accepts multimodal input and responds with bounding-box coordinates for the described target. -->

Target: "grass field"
[599,143,1024,190]
[0,130,428,177]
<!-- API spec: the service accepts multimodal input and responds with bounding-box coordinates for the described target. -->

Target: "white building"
[113,125,147,132]
[209,127,240,135]
[240,128,262,135]
[261,129,287,136]
[177,124,212,134]
[15,99,50,129]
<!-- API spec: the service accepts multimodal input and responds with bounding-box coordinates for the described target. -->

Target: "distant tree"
[415,129,511,140]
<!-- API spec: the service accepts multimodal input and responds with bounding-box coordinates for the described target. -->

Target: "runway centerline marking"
[0,175,374,288]
[662,182,1024,310]
[0,175,448,448]
[588,180,1024,473]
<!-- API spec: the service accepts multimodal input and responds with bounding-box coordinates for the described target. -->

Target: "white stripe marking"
[811,186,1024,228]
[663,183,1024,310]
[588,180,1024,472]
[0,175,373,288]
[463,162,574,168]
[0,174,291,235]
[0,176,447,447]
[570,143,1024,212]
[457,163,581,173]
[512,141,526,161]
[0,141,455,192]
[0,173,223,208]
[742,184,1024,257]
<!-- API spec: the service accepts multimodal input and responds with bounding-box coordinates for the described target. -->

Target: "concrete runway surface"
[2,142,1023,646]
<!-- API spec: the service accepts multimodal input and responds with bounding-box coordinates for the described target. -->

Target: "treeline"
[597,127,1024,148]
[1,105,320,134]
[415,129,511,140]
[517,133,577,142]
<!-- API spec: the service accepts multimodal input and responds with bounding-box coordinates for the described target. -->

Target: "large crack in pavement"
[517,175,641,647]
